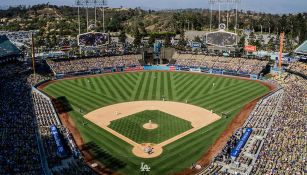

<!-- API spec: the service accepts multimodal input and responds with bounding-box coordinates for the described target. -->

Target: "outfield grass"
[43,71,270,174]
[108,110,193,143]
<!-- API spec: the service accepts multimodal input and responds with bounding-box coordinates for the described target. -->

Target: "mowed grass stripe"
[47,85,97,111]
[99,76,113,96]
[214,88,267,113]
[155,72,162,99]
[192,80,251,102]
[144,72,154,100]
[107,75,130,101]
[121,74,137,90]
[173,73,195,90]
[119,74,135,91]
[206,76,224,94]
[224,78,238,88]
[149,72,157,100]
[96,76,110,95]
[194,82,258,105]
[45,87,93,112]
[177,76,203,100]
[173,73,191,87]
[177,76,203,101]
[197,76,216,95]
[129,72,139,81]
[132,72,146,100]
[103,76,123,100]
[160,72,165,98]
[136,72,150,100]
[80,78,87,87]
[57,82,115,106]
[88,78,96,90]
[112,75,133,98]
[165,72,173,99]
[213,85,266,108]
[214,77,231,91]
[61,80,117,104]
[92,77,105,94]
[194,83,260,108]
[175,74,198,93]
[186,76,209,99]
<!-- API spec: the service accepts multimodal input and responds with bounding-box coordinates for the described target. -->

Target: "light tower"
[75,0,108,33]
[208,0,240,34]
[278,32,284,69]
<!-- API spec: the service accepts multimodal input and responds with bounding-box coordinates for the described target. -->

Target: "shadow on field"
[81,141,127,171]
[52,96,73,114]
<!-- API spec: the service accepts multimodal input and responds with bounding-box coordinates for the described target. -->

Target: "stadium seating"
[173,53,269,75]
[47,55,142,75]
[287,61,307,77]
[0,62,94,174]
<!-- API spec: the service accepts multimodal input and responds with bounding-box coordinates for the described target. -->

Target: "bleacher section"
[172,53,269,78]
[47,55,142,76]
[32,88,92,174]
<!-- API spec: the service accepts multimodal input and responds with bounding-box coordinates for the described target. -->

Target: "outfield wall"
[54,65,259,80]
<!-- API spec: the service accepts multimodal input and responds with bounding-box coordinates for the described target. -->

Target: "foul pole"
[278,32,284,69]
[31,33,36,76]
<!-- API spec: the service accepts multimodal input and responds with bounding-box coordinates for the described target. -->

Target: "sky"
[1,0,307,14]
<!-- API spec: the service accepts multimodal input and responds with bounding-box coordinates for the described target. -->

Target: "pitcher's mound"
[132,143,163,158]
[143,122,158,130]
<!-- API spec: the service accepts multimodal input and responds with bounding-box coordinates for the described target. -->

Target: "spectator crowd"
[252,73,306,174]
[0,61,95,174]
[47,55,142,74]
[172,53,268,75]
[287,61,307,77]
[0,71,42,174]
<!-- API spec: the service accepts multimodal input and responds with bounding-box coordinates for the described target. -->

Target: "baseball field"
[42,71,270,174]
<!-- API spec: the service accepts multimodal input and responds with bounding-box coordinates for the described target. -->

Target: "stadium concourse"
[0,52,306,175]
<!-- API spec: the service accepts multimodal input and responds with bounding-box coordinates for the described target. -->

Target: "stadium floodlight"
[75,0,108,34]
[208,0,240,38]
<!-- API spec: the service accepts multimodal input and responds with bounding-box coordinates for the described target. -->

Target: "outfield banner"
[102,68,113,73]
[124,66,144,72]
[244,45,257,52]
[143,65,170,71]
[169,66,176,71]
[189,68,201,72]
[231,128,252,158]
[50,125,66,157]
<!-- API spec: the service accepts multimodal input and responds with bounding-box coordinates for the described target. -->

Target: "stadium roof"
[0,35,21,59]
[294,40,307,55]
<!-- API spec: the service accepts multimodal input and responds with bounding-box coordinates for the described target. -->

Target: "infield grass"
[43,71,270,175]
[108,110,193,143]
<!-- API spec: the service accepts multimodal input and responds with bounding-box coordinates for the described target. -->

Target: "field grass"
[108,110,193,143]
[43,71,270,175]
